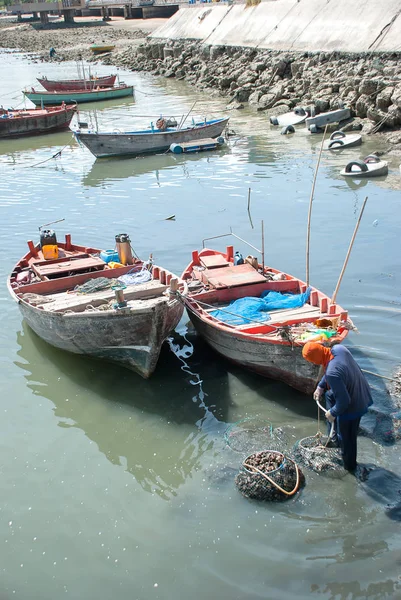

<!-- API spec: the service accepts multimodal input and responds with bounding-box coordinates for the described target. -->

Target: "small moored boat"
[306,108,351,133]
[270,106,310,127]
[181,245,352,394]
[73,116,229,158]
[0,104,76,138]
[323,130,362,150]
[37,74,117,92]
[8,230,186,378]
[340,154,388,178]
[24,84,134,106]
[90,44,115,55]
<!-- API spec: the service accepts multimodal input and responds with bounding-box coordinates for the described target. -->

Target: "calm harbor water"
[1,50,401,600]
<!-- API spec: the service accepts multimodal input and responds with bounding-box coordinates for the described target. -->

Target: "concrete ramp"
[150,0,401,53]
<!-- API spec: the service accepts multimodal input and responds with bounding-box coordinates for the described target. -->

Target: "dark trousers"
[326,391,361,472]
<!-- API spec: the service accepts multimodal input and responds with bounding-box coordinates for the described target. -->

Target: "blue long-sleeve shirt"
[318,345,373,420]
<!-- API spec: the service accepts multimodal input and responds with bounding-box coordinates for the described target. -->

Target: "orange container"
[42,244,59,260]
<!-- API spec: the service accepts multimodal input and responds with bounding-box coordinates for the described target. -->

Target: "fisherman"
[302,342,373,474]
[49,47,56,58]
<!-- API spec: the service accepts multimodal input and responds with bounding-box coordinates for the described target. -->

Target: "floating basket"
[224,417,289,455]
[293,434,347,478]
[235,450,305,502]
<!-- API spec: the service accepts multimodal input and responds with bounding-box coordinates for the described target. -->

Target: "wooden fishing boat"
[90,44,115,55]
[23,84,134,106]
[340,154,388,178]
[0,104,76,138]
[181,246,352,394]
[7,231,187,378]
[323,130,362,150]
[73,117,229,158]
[37,74,117,92]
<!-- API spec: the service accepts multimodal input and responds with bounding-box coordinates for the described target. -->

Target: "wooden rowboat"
[8,233,187,378]
[24,84,134,106]
[74,117,229,158]
[0,104,76,138]
[90,44,115,55]
[37,74,117,92]
[181,246,351,394]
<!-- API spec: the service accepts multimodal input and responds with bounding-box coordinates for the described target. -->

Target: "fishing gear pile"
[293,433,347,477]
[235,450,305,502]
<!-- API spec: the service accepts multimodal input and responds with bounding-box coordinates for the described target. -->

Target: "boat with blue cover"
[23,84,134,106]
[73,116,229,158]
[181,245,352,394]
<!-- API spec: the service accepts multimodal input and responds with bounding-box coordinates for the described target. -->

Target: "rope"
[243,456,300,497]
[24,140,73,169]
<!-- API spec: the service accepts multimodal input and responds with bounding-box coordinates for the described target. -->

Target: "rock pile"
[108,40,401,139]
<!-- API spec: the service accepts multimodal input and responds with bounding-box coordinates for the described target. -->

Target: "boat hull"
[37,75,117,92]
[24,86,134,106]
[74,118,229,158]
[0,106,76,138]
[186,306,321,394]
[17,294,183,378]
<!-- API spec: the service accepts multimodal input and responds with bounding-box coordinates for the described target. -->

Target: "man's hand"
[313,386,324,402]
[325,410,335,424]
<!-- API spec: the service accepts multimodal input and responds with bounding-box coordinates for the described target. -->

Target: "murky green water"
[1,50,401,600]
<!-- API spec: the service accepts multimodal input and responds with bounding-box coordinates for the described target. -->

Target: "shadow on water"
[14,322,235,499]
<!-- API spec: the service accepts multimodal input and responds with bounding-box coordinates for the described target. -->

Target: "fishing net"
[235,450,305,502]
[293,432,347,477]
[74,277,117,295]
[224,417,290,454]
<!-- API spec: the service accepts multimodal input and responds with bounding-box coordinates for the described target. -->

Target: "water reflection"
[82,146,232,187]
[14,323,232,500]
[310,577,401,600]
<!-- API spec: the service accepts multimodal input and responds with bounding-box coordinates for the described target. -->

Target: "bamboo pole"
[305,125,328,286]
[331,196,368,304]
[179,100,197,130]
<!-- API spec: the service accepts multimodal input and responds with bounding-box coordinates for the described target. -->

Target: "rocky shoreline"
[1,20,401,152]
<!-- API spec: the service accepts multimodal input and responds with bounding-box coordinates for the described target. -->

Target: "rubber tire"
[281,125,295,135]
[306,106,316,118]
[345,160,368,173]
[330,130,346,140]
[294,107,306,116]
[364,154,380,164]
[270,116,279,126]
[328,139,345,148]
[309,124,322,134]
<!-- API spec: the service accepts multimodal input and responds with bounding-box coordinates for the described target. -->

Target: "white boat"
[270,106,310,127]
[306,108,351,133]
[340,155,388,178]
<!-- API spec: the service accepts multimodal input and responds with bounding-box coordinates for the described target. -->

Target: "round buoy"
[216,136,225,145]
[170,143,183,154]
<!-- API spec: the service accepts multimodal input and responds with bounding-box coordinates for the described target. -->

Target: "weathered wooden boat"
[323,130,362,150]
[8,231,187,378]
[181,246,351,394]
[73,117,229,158]
[37,74,117,92]
[23,84,134,106]
[0,104,76,138]
[90,44,115,55]
[340,154,388,178]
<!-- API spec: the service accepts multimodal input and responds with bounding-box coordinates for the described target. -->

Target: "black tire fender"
[328,139,345,148]
[281,125,295,135]
[309,123,321,134]
[345,160,368,173]
[270,116,279,126]
[330,130,346,140]
[294,106,306,116]
[364,154,380,164]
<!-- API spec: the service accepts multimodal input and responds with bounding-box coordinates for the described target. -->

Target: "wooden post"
[331,196,368,304]
[305,125,328,286]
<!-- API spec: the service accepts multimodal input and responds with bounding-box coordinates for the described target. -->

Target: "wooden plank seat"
[32,255,106,279]
[199,255,229,269]
[201,263,267,288]
[40,280,167,313]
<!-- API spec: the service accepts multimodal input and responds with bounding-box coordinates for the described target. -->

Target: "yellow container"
[108,261,125,269]
[42,244,59,260]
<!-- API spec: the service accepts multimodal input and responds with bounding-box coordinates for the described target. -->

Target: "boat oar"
[305,125,328,286]
[179,100,197,130]
[331,196,368,304]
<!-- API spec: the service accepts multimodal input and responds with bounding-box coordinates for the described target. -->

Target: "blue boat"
[23,84,134,106]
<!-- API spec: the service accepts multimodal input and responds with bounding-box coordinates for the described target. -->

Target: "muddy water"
[1,51,401,600]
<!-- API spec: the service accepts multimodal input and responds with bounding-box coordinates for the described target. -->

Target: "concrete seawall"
[150,0,401,53]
